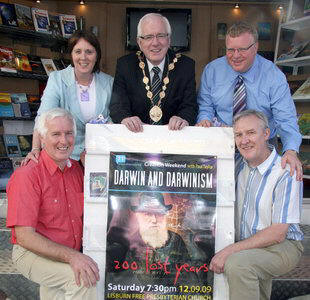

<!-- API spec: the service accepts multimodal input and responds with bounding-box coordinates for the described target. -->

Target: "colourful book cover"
[0,93,12,103]
[0,2,18,27]
[0,158,13,190]
[41,58,57,76]
[28,54,46,76]
[17,135,32,156]
[59,14,77,38]
[14,50,32,72]
[14,3,34,30]
[0,46,17,73]
[0,102,14,117]
[0,135,6,157]
[10,93,31,118]
[0,93,14,117]
[31,7,50,33]
[27,94,40,103]
[3,134,21,157]
[298,113,310,135]
[293,78,310,100]
[49,14,62,36]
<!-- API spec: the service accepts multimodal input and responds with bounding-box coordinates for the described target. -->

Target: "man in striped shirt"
[210,109,303,300]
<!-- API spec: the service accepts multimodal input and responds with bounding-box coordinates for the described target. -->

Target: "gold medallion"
[136,51,181,123]
[147,91,153,99]
[143,76,149,84]
[163,77,169,84]
[150,105,163,122]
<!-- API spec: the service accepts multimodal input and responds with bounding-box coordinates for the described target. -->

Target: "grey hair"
[233,109,269,130]
[226,21,258,43]
[35,108,76,138]
[137,13,171,37]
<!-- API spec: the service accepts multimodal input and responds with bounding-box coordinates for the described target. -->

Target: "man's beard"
[139,227,169,249]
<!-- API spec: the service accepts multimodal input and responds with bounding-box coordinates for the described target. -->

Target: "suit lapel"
[136,54,151,102]
[162,50,176,103]
[66,83,85,124]
[94,73,105,117]
[62,66,85,125]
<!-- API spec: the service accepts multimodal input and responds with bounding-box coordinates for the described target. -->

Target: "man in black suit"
[109,13,197,132]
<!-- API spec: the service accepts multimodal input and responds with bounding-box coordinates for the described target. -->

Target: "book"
[49,14,62,36]
[28,54,46,76]
[53,58,66,70]
[10,93,31,118]
[278,41,310,61]
[305,0,310,16]
[14,3,34,30]
[27,94,40,103]
[0,46,17,73]
[13,50,32,72]
[31,8,50,33]
[0,92,12,103]
[0,135,6,157]
[293,78,310,100]
[41,58,57,76]
[3,134,21,157]
[298,113,310,135]
[0,93,14,117]
[297,42,310,58]
[17,135,32,156]
[0,2,18,27]
[59,14,77,38]
[11,156,24,170]
[0,158,13,190]
[27,95,40,118]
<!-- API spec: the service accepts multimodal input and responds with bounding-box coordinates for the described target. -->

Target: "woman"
[24,30,113,162]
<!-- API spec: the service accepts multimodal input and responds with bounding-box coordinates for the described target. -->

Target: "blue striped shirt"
[236,148,303,241]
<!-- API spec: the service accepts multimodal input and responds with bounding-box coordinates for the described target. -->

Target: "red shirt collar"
[40,149,72,176]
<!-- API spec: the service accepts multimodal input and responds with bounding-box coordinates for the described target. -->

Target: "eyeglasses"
[226,42,256,55]
[138,33,169,42]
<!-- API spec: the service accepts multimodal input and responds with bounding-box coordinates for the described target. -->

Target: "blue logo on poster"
[115,155,126,164]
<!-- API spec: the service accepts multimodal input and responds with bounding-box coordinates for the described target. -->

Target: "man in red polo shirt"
[6,108,99,299]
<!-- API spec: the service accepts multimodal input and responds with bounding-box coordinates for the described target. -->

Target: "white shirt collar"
[146,57,166,75]
[256,146,277,175]
[244,146,277,175]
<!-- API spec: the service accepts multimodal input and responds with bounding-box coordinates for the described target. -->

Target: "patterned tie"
[233,75,247,116]
[151,66,161,105]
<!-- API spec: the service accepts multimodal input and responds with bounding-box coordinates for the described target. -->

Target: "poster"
[258,22,271,40]
[105,152,216,299]
[84,124,235,300]
[217,23,227,40]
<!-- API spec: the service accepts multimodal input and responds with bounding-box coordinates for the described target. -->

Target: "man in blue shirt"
[196,21,302,180]
[210,109,303,300]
